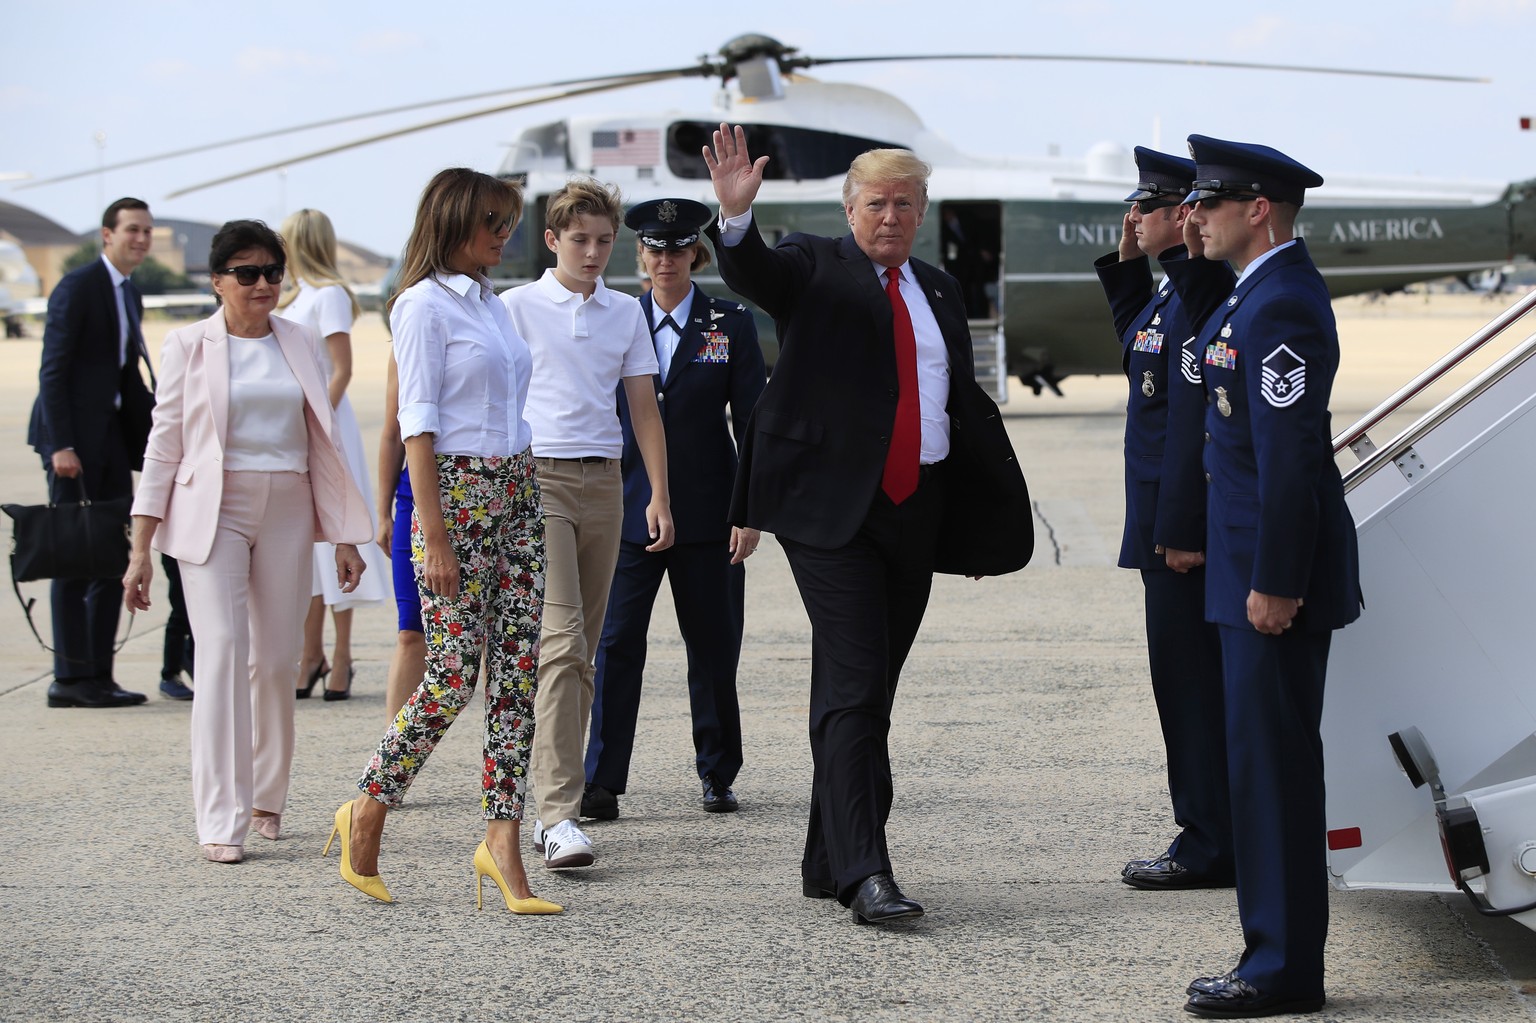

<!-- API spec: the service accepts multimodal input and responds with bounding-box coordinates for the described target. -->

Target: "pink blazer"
[132,308,372,565]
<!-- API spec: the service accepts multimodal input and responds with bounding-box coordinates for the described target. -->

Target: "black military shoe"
[1184,974,1324,1018]
[1123,852,1235,891]
[580,783,619,821]
[701,773,738,813]
[47,677,143,708]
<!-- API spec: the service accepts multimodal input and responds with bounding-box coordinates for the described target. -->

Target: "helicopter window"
[666,121,901,181]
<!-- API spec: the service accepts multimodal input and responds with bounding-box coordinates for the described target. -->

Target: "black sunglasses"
[217,263,285,286]
[484,211,514,234]
[1135,196,1182,215]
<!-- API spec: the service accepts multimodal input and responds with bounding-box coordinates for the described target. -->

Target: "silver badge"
[1227,295,1238,307]
[1142,370,1155,398]
[1216,386,1232,417]
[1151,313,1162,326]
[709,308,725,321]
[1220,322,1233,339]
[658,200,678,223]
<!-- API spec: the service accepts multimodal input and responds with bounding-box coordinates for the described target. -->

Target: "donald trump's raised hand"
[703,123,770,219]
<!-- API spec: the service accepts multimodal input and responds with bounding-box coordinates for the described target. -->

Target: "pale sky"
[7,0,1535,255]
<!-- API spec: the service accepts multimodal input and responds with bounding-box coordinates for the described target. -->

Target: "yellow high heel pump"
[474,841,563,914]
[323,801,393,903]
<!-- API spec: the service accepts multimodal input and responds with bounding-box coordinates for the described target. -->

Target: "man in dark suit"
[583,198,767,820]
[1094,148,1235,892]
[28,197,157,708]
[1174,136,1363,1019]
[703,124,1031,925]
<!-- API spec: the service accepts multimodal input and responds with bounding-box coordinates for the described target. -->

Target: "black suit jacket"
[617,285,766,544]
[711,220,1031,576]
[28,257,155,475]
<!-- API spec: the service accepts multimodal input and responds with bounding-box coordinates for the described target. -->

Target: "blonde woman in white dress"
[278,209,389,700]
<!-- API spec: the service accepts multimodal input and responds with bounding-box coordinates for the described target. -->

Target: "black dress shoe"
[848,873,924,924]
[1123,853,1235,891]
[47,678,142,708]
[580,782,619,821]
[701,773,738,813]
[801,877,837,899]
[1184,975,1324,1018]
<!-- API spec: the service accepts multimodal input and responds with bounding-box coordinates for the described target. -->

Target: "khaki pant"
[529,457,622,828]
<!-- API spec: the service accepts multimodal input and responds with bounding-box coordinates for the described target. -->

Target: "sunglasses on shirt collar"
[216,263,285,286]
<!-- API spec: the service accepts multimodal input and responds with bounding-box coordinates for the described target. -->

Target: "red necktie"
[882,267,920,504]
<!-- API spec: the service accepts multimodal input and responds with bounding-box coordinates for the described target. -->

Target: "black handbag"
[2,478,134,658]
[2,483,131,582]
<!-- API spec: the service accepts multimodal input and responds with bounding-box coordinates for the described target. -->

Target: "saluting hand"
[1183,214,1206,260]
[703,123,770,219]
[1118,210,1139,262]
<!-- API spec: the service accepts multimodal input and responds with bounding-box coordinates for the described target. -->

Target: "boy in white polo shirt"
[502,178,674,870]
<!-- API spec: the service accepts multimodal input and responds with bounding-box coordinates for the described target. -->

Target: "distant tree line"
[64,242,193,295]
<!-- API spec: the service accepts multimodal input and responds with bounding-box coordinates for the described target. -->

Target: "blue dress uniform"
[586,198,767,809]
[1094,147,1234,889]
[1180,136,1362,1015]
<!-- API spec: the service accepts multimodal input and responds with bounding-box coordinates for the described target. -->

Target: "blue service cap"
[624,197,713,250]
[1125,146,1197,203]
[1183,134,1324,207]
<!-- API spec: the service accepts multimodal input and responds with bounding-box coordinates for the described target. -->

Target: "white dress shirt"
[719,209,951,462]
[392,272,533,457]
[650,285,696,383]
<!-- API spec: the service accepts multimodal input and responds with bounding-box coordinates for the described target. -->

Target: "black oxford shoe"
[1123,853,1235,891]
[1184,974,1324,1018]
[801,877,837,899]
[701,773,738,813]
[47,678,143,708]
[580,783,619,821]
[848,873,924,924]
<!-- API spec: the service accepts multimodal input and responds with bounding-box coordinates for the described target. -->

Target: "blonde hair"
[842,149,932,211]
[277,208,361,321]
[388,168,523,317]
[546,178,624,235]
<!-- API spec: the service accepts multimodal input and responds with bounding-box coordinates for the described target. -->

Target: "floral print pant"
[358,452,544,819]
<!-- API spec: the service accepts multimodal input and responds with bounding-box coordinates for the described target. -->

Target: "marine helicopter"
[24,34,1522,398]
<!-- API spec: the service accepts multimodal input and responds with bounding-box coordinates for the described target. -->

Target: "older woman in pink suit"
[123,219,372,864]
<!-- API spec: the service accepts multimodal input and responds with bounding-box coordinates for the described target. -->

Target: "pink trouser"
[177,471,315,845]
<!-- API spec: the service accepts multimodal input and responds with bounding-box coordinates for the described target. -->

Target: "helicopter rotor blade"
[792,53,1488,85]
[162,72,679,200]
[17,64,710,192]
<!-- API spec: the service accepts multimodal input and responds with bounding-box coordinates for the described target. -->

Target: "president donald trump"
[704,124,1030,925]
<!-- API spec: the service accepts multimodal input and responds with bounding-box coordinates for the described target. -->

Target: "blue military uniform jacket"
[617,285,766,545]
[1094,246,1228,568]
[1180,239,1362,631]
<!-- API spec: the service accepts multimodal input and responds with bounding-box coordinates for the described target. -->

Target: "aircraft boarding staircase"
[969,317,1008,404]
[1324,289,1536,931]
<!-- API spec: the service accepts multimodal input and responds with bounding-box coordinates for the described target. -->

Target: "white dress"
[279,282,389,610]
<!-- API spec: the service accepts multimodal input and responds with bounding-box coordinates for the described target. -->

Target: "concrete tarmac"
[1,292,1532,1022]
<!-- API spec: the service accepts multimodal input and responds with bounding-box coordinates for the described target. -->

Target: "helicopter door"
[939,201,1006,402]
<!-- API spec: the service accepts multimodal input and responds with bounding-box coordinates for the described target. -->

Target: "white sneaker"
[535,818,595,869]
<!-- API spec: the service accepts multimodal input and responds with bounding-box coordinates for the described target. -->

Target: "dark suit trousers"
[161,554,195,679]
[45,430,131,681]
[1142,567,1232,878]
[1219,624,1331,1000]
[586,540,746,792]
[782,470,945,904]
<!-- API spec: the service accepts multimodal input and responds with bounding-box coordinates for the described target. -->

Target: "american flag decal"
[592,129,661,167]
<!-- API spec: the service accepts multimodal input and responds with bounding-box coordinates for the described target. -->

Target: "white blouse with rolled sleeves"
[392,272,533,457]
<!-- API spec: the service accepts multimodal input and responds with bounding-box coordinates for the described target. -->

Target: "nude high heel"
[474,840,562,914]
[323,801,392,903]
